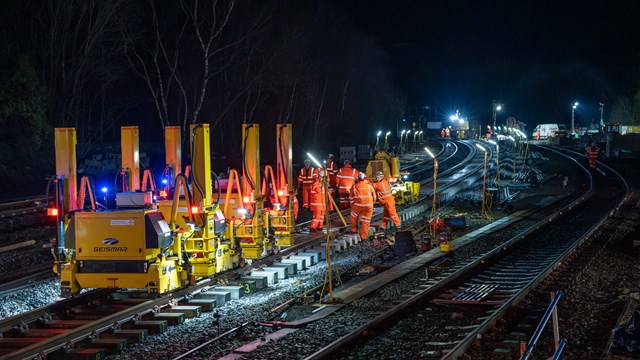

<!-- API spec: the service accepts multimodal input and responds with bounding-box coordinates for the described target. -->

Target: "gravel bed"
[0,279,62,320]
[107,241,382,360]
[473,191,640,359]
[233,148,588,359]
[0,226,55,283]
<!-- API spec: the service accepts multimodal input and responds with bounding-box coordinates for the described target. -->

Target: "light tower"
[492,100,502,129]
[571,102,579,135]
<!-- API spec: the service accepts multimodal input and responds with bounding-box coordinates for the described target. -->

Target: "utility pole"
[599,103,604,129]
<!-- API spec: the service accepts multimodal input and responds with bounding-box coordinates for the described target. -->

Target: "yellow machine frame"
[269,124,295,247]
[57,127,184,297]
[179,123,238,275]
[121,126,140,191]
[365,150,420,206]
[234,124,270,259]
[158,126,190,231]
[165,126,182,189]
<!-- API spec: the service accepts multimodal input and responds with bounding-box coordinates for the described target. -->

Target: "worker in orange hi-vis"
[586,143,599,170]
[441,128,445,139]
[309,170,326,232]
[536,129,541,141]
[373,171,401,230]
[350,173,376,241]
[325,154,338,188]
[298,159,316,208]
[445,127,451,139]
[314,167,334,212]
[336,159,360,210]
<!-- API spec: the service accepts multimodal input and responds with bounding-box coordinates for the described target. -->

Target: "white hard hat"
[358,173,366,180]
[328,153,334,158]
[375,171,384,177]
[318,170,325,177]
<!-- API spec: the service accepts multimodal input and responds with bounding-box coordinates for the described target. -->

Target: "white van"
[532,124,563,139]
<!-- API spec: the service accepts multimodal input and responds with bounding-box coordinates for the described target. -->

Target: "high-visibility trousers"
[339,192,351,210]
[301,185,312,207]
[381,201,401,228]
[310,205,325,229]
[350,205,373,240]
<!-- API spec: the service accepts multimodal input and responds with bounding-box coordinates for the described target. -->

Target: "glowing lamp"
[191,206,200,214]
[243,196,250,203]
[101,187,108,193]
[160,190,168,198]
[47,208,59,216]
[162,179,168,184]
[277,190,284,197]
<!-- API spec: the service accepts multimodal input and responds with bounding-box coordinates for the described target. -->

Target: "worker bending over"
[337,160,360,210]
[350,173,376,240]
[373,171,401,230]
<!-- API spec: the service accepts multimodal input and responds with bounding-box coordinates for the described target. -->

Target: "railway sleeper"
[100,329,148,344]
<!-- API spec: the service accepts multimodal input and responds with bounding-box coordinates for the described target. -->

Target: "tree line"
[0,0,405,198]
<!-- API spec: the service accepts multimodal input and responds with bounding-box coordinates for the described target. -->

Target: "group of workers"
[298,154,401,240]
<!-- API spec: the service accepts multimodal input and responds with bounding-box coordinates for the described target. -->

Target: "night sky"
[337,0,640,130]
[2,0,640,198]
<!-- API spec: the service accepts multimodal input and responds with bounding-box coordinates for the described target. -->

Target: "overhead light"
[424,147,435,159]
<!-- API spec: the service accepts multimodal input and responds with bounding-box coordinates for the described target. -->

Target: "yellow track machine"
[365,150,419,206]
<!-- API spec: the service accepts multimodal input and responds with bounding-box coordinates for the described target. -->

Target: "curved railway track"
[303,144,628,360]
[0,139,504,359]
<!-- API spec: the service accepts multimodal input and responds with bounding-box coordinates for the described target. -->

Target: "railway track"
[302,144,628,360]
[0,140,487,359]
[0,198,49,231]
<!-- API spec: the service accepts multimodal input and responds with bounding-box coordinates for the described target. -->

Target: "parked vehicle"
[531,124,564,139]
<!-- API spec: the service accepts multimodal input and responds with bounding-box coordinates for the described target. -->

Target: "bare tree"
[24,0,134,158]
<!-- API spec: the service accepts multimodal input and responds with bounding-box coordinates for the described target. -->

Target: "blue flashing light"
[162,179,168,184]
[101,187,108,193]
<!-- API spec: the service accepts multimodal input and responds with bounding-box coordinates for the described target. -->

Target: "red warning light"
[159,190,168,198]
[191,206,200,214]
[47,208,59,216]
[277,190,284,197]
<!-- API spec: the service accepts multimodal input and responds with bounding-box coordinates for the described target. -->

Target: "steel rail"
[304,145,614,360]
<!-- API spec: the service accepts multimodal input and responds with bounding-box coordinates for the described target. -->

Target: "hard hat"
[328,153,334,159]
[375,171,384,177]
[344,159,351,165]
[304,159,311,165]
[358,172,366,180]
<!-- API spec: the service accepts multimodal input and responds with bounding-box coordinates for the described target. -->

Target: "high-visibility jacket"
[373,178,394,205]
[350,179,376,207]
[326,159,338,187]
[586,146,598,169]
[298,166,316,187]
[310,179,326,207]
[337,164,360,194]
